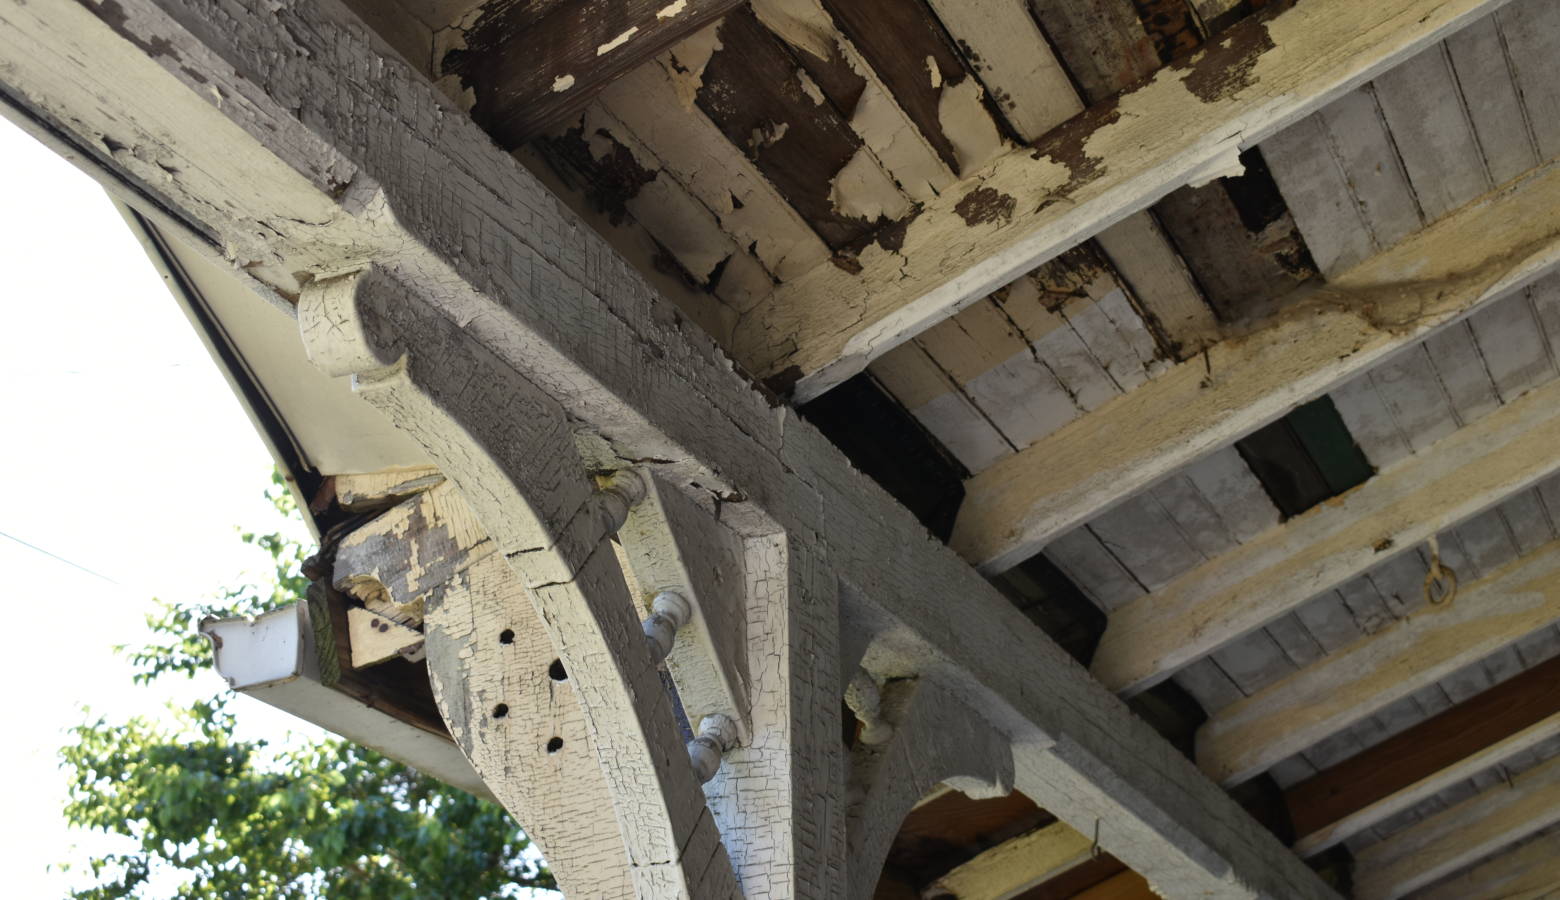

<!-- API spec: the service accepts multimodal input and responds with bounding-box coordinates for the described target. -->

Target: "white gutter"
[201,603,489,800]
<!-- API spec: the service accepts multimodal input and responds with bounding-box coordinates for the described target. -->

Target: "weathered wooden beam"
[1415,830,1560,900]
[1069,871,1161,900]
[1353,753,1560,899]
[1198,541,1560,787]
[1088,372,1560,696]
[730,0,1517,401]
[1285,653,1560,852]
[0,3,1335,896]
[436,0,746,146]
[924,821,1092,900]
[952,161,1560,577]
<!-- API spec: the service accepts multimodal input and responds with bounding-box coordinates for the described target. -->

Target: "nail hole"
[492,703,509,719]
[548,658,567,681]
[546,736,564,753]
[498,628,515,645]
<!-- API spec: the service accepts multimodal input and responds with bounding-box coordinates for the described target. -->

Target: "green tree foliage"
[58,474,555,898]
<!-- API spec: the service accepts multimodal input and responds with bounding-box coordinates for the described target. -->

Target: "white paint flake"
[551,73,576,92]
[657,0,688,18]
[796,67,825,105]
[597,26,640,56]
[927,55,943,89]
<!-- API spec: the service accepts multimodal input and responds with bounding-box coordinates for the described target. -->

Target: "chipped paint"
[551,73,576,92]
[937,78,1007,174]
[597,26,640,56]
[657,0,689,18]
[829,145,912,223]
[1174,18,1277,103]
[667,22,724,108]
[926,55,942,89]
[954,186,1016,227]
[796,67,825,106]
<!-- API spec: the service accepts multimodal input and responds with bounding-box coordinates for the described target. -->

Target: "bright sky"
[0,114,320,894]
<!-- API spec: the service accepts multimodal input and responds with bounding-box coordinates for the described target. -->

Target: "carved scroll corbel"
[846,677,1016,900]
[298,266,740,898]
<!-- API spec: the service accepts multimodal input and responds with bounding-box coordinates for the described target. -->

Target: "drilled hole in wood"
[492,703,509,719]
[499,628,515,645]
[546,736,564,754]
[549,658,567,681]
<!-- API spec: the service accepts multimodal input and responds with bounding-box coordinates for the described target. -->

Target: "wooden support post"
[1286,654,1560,856]
[0,3,1336,895]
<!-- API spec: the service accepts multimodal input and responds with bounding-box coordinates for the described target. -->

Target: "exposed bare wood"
[924,821,1092,900]
[954,159,1560,577]
[0,2,1339,895]
[1415,830,1560,900]
[437,0,746,146]
[1353,753,1560,899]
[731,0,1518,401]
[1285,653,1560,850]
[1090,374,1560,696]
[333,466,444,512]
[1198,540,1560,786]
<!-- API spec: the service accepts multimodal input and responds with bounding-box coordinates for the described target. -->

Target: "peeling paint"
[926,55,942,89]
[657,0,689,19]
[552,73,576,92]
[829,145,912,223]
[597,26,640,56]
[1174,18,1276,103]
[796,67,825,106]
[954,186,1016,227]
[937,78,1006,174]
[667,23,724,109]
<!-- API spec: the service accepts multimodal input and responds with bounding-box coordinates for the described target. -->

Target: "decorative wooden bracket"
[845,677,1015,900]
[299,265,743,898]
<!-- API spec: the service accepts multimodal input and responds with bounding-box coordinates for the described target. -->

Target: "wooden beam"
[1285,653,1560,851]
[1087,374,1560,696]
[0,3,1336,896]
[925,821,1093,899]
[952,160,1560,577]
[1070,871,1160,900]
[436,0,746,146]
[1198,540,1560,787]
[1353,753,1560,899]
[730,0,1517,401]
[1415,830,1560,900]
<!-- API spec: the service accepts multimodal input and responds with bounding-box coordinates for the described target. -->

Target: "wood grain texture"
[1286,653,1560,847]
[1353,753,1560,899]
[1198,540,1560,787]
[953,157,1560,577]
[1091,374,1560,695]
[438,0,745,145]
[1414,829,1560,900]
[731,0,1517,400]
[1,3,1337,894]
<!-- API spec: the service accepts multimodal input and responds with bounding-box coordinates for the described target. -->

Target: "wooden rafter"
[1415,830,1560,900]
[1088,373,1560,695]
[0,1,1338,896]
[730,0,1516,401]
[1353,752,1560,899]
[953,160,1560,579]
[1286,653,1560,855]
[1197,539,1560,787]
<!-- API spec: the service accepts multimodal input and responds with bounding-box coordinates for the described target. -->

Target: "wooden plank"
[1025,0,1159,104]
[1260,112,1374,278]
[1446,14,1540,185]
[953,157,1560,574]
[1198,540,1560,787]
[1095,211,1220,356]
[733,0,1513,400]
[821,0,1006,175]
[1417,830,1560,900]
[1315,87,1424,252]
[437,0,745,145]
[694,7,904,249]
[346,606,424,668]
[1371,42,1491,221]
[924,821,1093,899]
[1089,373,1560,695]
[869,342,1014,473]
[1499,0,1560,160]
[2,3,1340,895]
[1354,753,1560,899]
[1286,653,1560,850]
[1069,871,1160,900]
